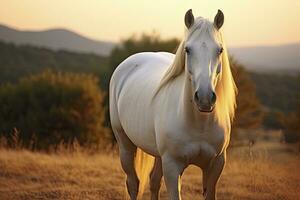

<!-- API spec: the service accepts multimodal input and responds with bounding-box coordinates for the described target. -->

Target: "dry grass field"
[0,142,299,200]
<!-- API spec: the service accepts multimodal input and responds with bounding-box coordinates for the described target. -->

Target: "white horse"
[109,9,237,200]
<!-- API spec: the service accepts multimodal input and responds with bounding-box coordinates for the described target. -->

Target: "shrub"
[279,102,300,143]
[0,70,109,150]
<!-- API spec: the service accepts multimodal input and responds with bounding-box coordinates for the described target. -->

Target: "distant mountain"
[0,24,115,56]
[1,24,299,73]
[229,44,300,73]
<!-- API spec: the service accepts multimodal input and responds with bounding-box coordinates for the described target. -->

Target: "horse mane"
[215,35,237,132]
[154,40,186,94]
[154,18,237,132]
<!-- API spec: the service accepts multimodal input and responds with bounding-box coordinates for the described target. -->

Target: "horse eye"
[219,47,223,55]
[185,47,191,54]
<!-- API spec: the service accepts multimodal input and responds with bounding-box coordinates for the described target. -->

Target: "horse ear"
[214,9,224,30]
[185,9,194,29]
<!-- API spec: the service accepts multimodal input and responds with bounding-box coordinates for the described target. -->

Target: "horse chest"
[181,139,220,166]
[161,126,227,166]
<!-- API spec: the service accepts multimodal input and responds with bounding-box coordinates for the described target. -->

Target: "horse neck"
[180,70,214,127]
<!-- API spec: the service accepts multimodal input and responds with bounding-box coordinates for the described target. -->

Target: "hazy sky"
[0,0,299,47]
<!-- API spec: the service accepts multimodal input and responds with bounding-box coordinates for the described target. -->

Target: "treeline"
[250,72,300,113]
[0,41,110,88]
[0,34,299,149]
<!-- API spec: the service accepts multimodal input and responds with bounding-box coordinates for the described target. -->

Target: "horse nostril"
[211,92,217,104]
[194,91,199,102]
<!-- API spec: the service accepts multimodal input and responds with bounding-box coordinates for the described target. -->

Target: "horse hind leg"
[150,157,163,200]
[114,129,139,200]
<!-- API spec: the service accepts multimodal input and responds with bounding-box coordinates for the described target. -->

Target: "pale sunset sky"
[0,0,299,47]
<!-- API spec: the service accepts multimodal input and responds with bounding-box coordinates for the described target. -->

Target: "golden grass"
[0,142,299,200]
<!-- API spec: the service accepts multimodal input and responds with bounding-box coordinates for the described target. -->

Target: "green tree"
[231,58,264,130]
[279,102,300,143]
[109,33,179,71]
[250,73,300,113]
[0,70,109,149]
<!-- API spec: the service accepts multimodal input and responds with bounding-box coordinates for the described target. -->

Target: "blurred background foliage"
[231,59,264,130]
[0,70,109,150]
[109,33,179,72]
[0,33,299,150]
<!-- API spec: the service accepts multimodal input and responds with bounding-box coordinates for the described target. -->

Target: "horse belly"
[117,66,163,156]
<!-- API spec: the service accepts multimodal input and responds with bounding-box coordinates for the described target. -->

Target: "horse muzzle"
[197,104,214,113]
[194,91,216,113]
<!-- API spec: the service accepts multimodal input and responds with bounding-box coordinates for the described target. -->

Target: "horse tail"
[135,148,155,198]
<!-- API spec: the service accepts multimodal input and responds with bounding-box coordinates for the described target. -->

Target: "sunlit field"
[0,141,299,200]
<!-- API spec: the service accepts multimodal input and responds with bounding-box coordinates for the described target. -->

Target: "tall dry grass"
[0,142,299,200]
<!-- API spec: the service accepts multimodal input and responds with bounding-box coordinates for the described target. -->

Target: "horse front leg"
[202,152,226,200]
[161,153,186,200]
[150,157,163,200]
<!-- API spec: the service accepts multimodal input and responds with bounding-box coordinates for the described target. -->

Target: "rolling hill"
[0,24,115,56]
[0,41,110,87]
[229,44,300,73]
